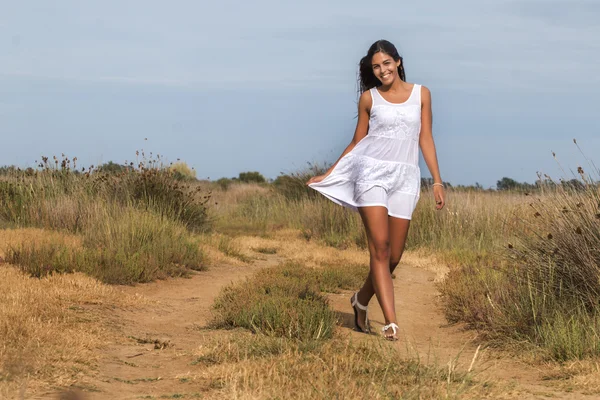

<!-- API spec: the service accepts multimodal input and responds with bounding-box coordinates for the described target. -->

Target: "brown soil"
[37,253,597,399]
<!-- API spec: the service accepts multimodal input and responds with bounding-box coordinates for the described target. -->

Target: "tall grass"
[0,155,210,283]
[440,181,600,360]
[7,206,204,284]
[212,175,517,256]
[0,157,210,232]
[212,167,600,361]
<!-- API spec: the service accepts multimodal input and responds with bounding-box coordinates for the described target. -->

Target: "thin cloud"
[2,1,598,94]
[500,0,600,28]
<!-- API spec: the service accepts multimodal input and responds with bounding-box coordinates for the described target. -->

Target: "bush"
[0,155,212,233]
[211,262,338,341]
[169,161,197,181]
[440,179,600,360]
[238,171,266,184]
[0,153,211,284]
[509,183,600,309]
[6,207,206,284]
[216,177,233,191]
[0,165,19,176]
[102,167,210,232]
[273,163,329,201]
[97,161,131,174]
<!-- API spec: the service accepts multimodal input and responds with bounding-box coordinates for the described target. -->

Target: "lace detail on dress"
[336,153,420,195]
[369,105,421,140]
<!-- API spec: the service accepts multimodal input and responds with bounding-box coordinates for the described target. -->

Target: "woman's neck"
[379,79,405,92]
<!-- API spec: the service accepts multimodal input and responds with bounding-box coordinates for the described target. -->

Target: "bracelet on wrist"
[432,182,444,188]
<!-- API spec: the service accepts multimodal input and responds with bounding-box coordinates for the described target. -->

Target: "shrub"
[0,154,212,233]
[97,161,131,174]
[0,165,19,176]
[216,177,233,191]
[103,168,211,232]
[238,171,266,184]
[6,207,206,284]
[0,153,211,284]
[211,262,338,341]
[273,162,329,201]
[169,161,197,181]
[440,178,600,360]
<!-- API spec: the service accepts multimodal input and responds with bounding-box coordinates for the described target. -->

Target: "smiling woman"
[306,39,445,341]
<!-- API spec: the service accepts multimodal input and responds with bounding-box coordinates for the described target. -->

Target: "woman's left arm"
[419,85,445,210]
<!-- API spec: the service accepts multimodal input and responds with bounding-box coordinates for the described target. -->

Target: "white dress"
[309,84,422,220]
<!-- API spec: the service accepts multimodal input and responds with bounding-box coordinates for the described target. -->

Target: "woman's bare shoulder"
[359,89,373,111]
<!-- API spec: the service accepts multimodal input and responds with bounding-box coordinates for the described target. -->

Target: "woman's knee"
[370,240,391,261]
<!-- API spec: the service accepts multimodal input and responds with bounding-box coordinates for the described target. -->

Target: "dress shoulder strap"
[369,87,386,107]
[411,84,422,107]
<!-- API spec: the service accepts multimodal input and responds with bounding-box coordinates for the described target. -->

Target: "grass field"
[1,159,599,398]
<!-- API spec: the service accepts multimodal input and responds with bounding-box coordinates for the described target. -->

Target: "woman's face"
[371,52,400,85]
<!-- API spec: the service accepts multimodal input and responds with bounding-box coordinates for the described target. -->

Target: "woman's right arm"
[306,90,371,185]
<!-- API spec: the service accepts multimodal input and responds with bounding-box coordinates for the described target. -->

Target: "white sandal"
[350,292,370,333]
[381,322,399,341]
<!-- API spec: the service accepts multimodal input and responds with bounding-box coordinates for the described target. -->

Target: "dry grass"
[192,332,494,399]
[3,157,600,397]
[210,182,523,258]
[5,207,206,284]
[237,229,368,268]
[211,178,600,362]
[439,182,600,361]
[197,233,255,267]
[0,228,82,259]
[235,229,447,284]
[0,161,210,284]
[0,261,143,398]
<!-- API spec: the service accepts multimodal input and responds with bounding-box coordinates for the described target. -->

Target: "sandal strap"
[382,323,399,335]
[351,293,368,311]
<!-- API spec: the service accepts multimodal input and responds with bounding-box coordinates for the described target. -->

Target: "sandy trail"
[328,257,586,399]
[39,252,595,399]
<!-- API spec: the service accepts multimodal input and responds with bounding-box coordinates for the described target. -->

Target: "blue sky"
[2,1,599,187]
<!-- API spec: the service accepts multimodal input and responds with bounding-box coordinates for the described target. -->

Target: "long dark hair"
[358,40,406,96]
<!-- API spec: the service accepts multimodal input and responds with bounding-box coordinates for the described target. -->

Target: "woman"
[306,39,445,341]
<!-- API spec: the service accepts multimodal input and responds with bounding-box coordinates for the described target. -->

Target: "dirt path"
[71,256,278,400]
[44,253,595,399]
[328,257,590,399]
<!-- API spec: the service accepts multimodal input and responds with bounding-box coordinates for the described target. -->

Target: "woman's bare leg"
[356,206,397,331]
[355,215,410,330]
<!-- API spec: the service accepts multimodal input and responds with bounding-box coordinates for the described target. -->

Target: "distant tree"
[238,171,266,183]
[420,177,433,188]
[0,165,19,176]
[496,177,520,190]
[216,177,233,190]
[272,173,315,200]
[497,177,538,191]
[420,177,452,189]
[535,178,556,189]
[97,161,129,174]
[562,178,586,191]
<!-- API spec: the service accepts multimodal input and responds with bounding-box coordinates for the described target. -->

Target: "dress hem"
[309,186,415,220]
[311,178,420,197]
